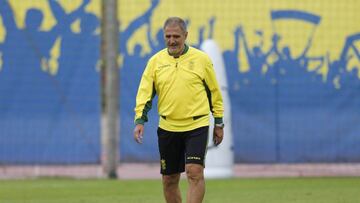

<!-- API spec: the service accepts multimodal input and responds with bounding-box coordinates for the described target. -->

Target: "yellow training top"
[134,45,224,132]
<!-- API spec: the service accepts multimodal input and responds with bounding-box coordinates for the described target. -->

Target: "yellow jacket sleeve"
[134,59,156,125]
[203,57,224,124]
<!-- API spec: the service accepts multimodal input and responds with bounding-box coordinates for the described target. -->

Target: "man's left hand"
[213,126,224,146]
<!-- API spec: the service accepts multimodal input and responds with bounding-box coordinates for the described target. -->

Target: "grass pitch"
[1,177,359,203]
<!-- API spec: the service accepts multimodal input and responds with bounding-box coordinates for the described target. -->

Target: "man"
[133,17,224,203]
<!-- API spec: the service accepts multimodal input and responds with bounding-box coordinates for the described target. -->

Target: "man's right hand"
[133,124,144,144]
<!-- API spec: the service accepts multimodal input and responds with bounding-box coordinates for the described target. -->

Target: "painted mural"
[0,0,359,163]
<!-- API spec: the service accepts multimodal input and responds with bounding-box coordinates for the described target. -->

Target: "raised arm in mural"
[338,33,360,70]
[45,0,91,54]
[50,0,98,39]
[208,16,215,40]
[147,26,164,55]
[189,16,216,49]
[222,25,243,91]
[238,26,275,75]
[121,0,159,56]
[194,25,205,49]
[48,0,90,33]
[223,25,241,70]
[0,0,17,31]
[121,0,160,87]
[296,31,324,71]
[326,33,360,86]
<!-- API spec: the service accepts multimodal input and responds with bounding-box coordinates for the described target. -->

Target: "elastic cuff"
[135,118,145,125]
[214,117,223,124]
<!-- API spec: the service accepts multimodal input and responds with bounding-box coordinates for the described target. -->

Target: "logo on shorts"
[187,156,201,160]
[161,159,166,170]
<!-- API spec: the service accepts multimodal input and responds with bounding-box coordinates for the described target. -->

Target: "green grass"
[1,177,360,203]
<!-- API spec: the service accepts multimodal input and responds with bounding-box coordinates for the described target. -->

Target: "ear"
[184,31,188,39]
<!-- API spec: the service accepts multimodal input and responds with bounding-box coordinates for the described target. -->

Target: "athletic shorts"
[157,126,209,175]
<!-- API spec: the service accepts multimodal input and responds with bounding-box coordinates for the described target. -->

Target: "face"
[164,24,187,57]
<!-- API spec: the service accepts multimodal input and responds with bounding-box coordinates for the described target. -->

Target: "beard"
[167,45,182,56]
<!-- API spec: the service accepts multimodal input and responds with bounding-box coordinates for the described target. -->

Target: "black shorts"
[157,126,209,175]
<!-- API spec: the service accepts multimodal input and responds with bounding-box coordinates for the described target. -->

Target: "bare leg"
[162,173,182,203]
[186,164,205,203]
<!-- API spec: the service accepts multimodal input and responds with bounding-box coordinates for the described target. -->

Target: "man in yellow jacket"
[133,17,224,203]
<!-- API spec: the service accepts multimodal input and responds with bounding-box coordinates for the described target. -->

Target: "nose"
[168,37,176,45]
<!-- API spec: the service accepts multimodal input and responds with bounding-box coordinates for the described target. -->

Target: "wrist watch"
[215,123,225,129]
